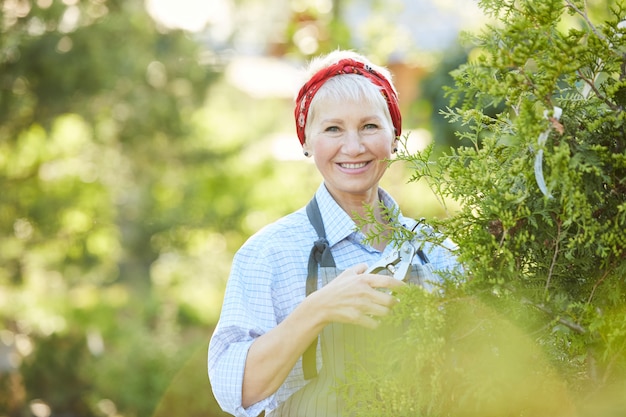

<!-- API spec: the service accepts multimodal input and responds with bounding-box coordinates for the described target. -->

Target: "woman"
[208,50,458,417]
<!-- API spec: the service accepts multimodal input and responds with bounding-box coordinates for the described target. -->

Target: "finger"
[357,314,381,330]
[365,275,406,290]
[351,263,368,274]
[336,263,368,280]
[369,290,400,308]
[365,302,393,318]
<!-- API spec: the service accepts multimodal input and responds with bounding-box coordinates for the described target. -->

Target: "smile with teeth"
[339,162,368,169]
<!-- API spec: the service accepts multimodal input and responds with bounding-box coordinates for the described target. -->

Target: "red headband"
[294,58,401,146]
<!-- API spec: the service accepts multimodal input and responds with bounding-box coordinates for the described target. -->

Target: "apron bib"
[270,197,433,417]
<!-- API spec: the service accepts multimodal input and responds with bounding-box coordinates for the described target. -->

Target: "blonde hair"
[300,50,398,143]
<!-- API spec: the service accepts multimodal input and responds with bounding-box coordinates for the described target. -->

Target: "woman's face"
[304,97,396,203]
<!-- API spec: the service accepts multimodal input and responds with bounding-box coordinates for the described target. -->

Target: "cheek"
[310,135,336,153]
[373,136,394,154]
[311,141,334,162]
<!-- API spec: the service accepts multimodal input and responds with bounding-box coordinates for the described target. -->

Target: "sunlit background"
[7,1,625,417]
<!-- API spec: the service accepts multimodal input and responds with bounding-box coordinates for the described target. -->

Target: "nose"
[342,129,365,155]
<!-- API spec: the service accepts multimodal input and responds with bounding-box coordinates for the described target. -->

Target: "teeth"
[340,162,367,169]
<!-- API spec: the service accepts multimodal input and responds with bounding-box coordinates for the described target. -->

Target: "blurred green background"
[0,0,482,416]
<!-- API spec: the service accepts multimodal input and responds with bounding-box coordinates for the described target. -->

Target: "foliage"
[0,1,255,416]
[342,286,576,417]
[349,0,626,415]
[20,332,95,417]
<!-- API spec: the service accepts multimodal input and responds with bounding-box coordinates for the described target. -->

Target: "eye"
[324,125,340,132]
[363,123,378,130]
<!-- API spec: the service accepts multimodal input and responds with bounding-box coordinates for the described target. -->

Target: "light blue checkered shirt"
[208,184,459,417]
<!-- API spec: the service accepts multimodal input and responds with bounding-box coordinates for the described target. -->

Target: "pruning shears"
[365,239,419,282]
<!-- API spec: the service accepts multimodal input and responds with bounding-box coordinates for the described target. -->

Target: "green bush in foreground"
[350,0,626,415]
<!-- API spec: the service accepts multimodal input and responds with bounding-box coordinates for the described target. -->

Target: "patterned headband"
[294,58,402,146]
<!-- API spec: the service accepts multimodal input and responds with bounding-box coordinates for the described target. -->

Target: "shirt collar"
[314,183,408,247]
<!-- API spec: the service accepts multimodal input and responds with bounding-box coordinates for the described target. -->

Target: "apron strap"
[306,196,336,288]
[417,248,430,265]
[303,196,335,380]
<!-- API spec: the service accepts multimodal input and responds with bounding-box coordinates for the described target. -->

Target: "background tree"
[0,1,235,415]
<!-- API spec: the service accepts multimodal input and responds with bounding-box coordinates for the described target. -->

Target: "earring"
[393,147,398,153]
[304,151,309,157]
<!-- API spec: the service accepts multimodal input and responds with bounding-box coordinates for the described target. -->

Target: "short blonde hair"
[299,50,399,144]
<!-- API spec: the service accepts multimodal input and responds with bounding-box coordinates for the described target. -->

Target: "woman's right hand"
[310,263,405,329]
[241,265,403,407]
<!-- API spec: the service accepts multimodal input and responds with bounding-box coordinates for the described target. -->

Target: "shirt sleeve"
[208,242,280,417]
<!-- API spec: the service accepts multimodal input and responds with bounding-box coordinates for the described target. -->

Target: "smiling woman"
[145,0,231,33]
[207,49,460,417]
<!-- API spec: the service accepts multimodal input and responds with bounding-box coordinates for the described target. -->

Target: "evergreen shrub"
[350,1,626,415]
